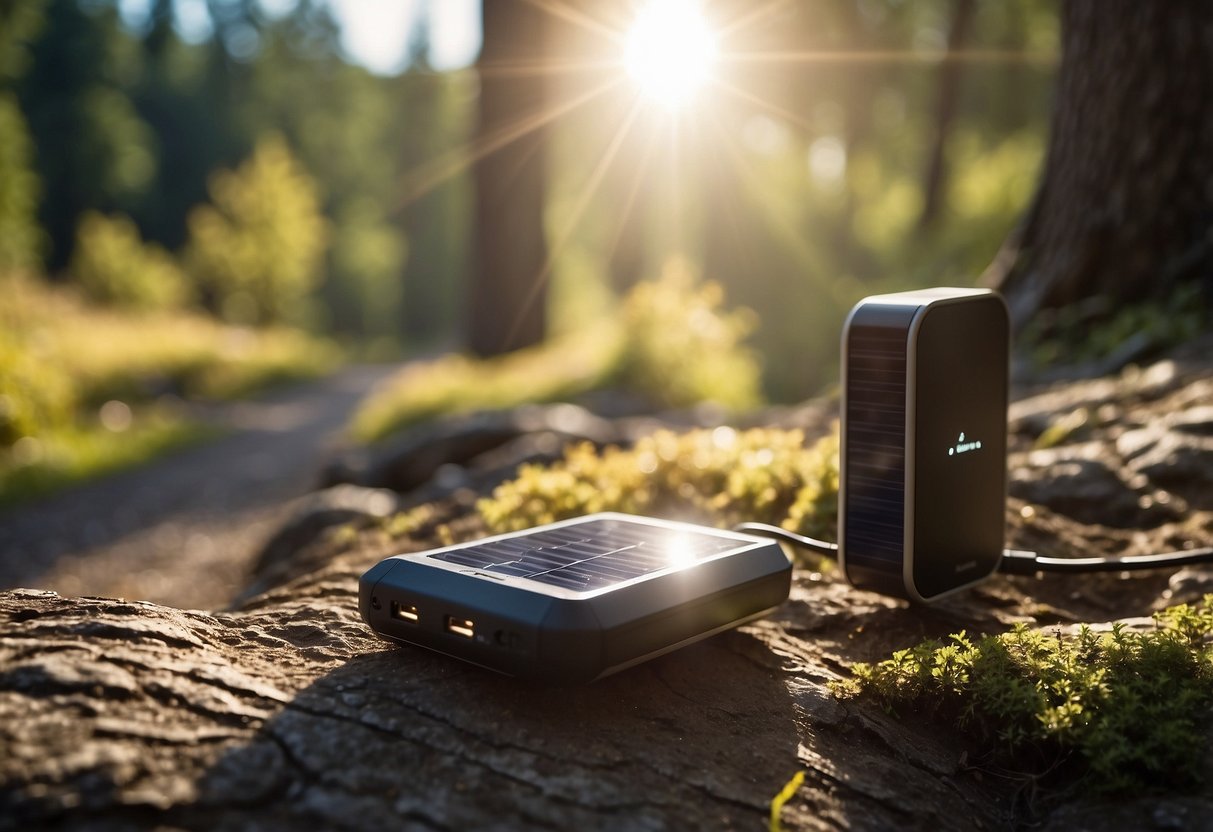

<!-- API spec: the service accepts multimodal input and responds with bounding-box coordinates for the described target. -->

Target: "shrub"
[0,331,75,446]
[186,134,328,325]
[616,260,763,410]
[71,212,189,309]
[477,426,839,548]
[834,597,1213,791]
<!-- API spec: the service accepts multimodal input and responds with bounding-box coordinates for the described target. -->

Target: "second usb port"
[445,616,475,639]
[391,601,419,623]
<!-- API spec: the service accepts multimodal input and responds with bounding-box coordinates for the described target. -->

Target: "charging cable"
[733,522,1213,575]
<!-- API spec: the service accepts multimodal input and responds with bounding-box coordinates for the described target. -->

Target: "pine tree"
[185,134,328,325]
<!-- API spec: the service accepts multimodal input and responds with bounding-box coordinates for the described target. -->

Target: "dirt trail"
[0,364,398,610]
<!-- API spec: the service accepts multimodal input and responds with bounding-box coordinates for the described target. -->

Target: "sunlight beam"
[392,76,623,213]
[720,49,1058,67]
[522,0,625,44]
[500,96,646,348]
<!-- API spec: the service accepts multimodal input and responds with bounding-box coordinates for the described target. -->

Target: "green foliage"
[0,275,337,502]
[834,597,1213,791]
[477,426,839,548]
[0,0,47,82]
[71,212,189,309]
[352,325,622,443]
[353,267,765,443]
[0,411,212,507]
[616,260,763,410]
[186,134,328,326]
[0,328,75,446]
[0,93,44,272]
[328,196,407,337]
[1022,281,1209,369]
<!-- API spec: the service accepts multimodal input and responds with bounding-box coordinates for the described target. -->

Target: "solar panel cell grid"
[429,519,742,590]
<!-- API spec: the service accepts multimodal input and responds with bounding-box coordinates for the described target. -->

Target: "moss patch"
[834,597,1213,791]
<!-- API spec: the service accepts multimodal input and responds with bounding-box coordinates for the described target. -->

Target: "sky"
[117,0,482,73]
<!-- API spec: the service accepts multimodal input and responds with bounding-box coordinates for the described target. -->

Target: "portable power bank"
[359,513,791,683]
[840,287,1009,602]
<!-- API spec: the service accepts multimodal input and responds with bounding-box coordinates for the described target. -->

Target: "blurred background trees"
[0,0,1069,384]
[3,0,1206,491]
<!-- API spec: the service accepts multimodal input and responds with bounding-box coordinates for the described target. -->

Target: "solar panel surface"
[429,518,743,590]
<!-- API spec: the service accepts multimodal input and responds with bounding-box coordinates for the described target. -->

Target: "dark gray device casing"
[840,288,1009,602]
[359,514,791,684]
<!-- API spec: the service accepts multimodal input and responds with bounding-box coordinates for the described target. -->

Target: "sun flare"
[624,0,719,109]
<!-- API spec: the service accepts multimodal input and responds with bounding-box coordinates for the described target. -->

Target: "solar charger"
[840,287,1010,601]
[359,513,791,683]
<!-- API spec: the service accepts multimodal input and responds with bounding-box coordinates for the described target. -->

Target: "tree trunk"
[917,0,976,231]
[468,0,551,357]
[986,0,1213,332]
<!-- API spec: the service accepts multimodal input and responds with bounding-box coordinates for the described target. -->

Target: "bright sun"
[624,0,719,109]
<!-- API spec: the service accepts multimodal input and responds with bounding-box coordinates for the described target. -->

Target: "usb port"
[445,616,475,639]
[391,602,419,623]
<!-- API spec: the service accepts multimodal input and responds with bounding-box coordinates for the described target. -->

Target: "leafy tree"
[0,94,44,273]
[185,134,328,325]
[237,6,406,337]
[18,0,157,269]
[0,0,47,273]
[71,211,188,309]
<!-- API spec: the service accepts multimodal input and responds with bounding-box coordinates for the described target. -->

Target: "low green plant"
[1022,281,1208,369]
[834,597,1213,791]
[477,426,839,547]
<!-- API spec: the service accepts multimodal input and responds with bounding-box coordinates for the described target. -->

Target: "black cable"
[998,547,1213,575]
[734,523,1213,575]
[731,522,838,556]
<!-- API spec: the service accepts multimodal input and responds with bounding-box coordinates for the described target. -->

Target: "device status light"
[949,432,982,457]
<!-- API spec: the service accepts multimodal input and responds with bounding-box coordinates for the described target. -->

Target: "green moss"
[477,426,838,554]
[834,597,1213,791]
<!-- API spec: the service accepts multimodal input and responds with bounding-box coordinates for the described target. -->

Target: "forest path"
[0,364,399,610]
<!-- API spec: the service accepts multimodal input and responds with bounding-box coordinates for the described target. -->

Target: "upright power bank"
[359,513,791,683]
[840,288,1009,602]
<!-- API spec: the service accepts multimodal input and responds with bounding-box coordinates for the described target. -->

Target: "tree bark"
[468,0,551,357]
[986,0,1213,332]
[917,0,977,231]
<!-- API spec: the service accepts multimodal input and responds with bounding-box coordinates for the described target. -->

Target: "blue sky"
[118,0,482,73]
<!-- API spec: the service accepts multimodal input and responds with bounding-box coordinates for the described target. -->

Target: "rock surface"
[4,352,1213,830]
